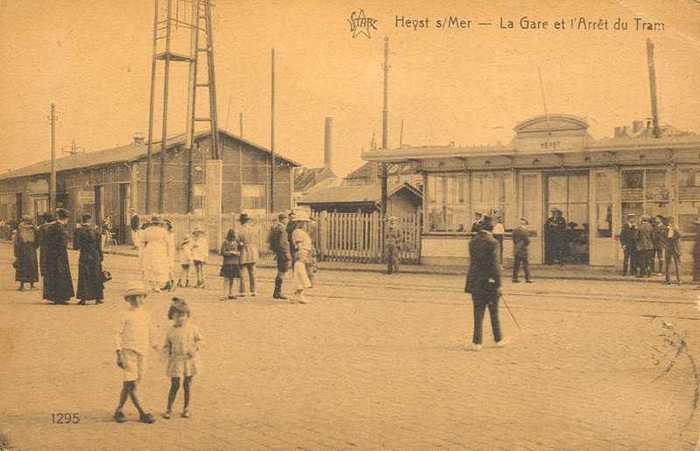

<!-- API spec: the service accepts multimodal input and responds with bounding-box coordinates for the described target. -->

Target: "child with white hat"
[113,281,158,424]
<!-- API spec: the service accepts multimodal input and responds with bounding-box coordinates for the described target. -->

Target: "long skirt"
[15,242,39,283]
[77,259,104,301]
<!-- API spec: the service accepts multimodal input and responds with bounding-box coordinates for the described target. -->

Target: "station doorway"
[544,171,590,265]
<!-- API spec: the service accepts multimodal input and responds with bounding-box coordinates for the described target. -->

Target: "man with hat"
[662,216,682,285]
[465,227,509,351]
[13,215,39,291]
[637,215,655,277]
[511,217,532,283]
[268,213,291,299]
[620,213,639,276]
[237,213,259,297]
[385,216,403,274]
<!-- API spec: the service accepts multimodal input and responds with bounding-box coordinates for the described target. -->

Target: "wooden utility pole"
[399,119,404,147]
[646,38,660,138]
[49,103,56,211]
[380,37,389,224]
[270,48,276,213]
[145,0,158,214]
[239,112,243,138]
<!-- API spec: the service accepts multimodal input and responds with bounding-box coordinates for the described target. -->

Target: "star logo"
[348,10,378,38]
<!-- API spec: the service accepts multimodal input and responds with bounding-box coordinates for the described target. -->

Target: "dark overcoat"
[465,232,501,305]
[74,224,104,301]
[269,222,291,261]
[14,223,39,283]
[43,222,74,303]
[511,226,530,258]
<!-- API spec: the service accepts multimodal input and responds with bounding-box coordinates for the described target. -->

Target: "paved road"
[0,245,698,450]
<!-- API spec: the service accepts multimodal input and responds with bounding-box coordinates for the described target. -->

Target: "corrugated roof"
[298,183,380,205]
[294,166,337,192]
[297,182,422,205]
[0,129,300,181]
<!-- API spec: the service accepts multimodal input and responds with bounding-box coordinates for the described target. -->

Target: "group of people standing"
[621,213,682,284]
[12,209,106,305]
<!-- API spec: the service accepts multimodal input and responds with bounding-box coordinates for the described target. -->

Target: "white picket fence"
[160,210,422,264]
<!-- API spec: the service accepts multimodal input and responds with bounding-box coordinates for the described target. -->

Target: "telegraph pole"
[49,103,57,211]
[145,0,158,214]
[646,38,660,138]
[239,112,243,138]
[380,37,389,224]
[270,48,276,213]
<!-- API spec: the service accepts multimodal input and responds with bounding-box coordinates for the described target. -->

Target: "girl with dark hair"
[219,229,241,300]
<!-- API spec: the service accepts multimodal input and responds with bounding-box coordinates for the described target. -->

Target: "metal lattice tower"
[145,0,220,214]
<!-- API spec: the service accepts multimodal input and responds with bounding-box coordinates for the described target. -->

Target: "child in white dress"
[162,298,203,419]
[190,227,209,288]
[177,235,193,288]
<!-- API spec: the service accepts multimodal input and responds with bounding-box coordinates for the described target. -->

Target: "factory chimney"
[324,117,333,171]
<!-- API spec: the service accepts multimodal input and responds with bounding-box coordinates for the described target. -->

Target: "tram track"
[1,253,697,314]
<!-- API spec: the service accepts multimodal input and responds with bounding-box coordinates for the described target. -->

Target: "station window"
[242,184,266,211]
[426,174,469,232]
[425,171,512,233]
[594,172,613,237]
[620,169,670,225]
[678,167,700,233]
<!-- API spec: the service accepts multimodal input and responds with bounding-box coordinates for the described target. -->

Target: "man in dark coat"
[662,216,682,285]
[637,215,655,278]
[652,215,665,274]
[43,209,75,304]
[269,213,291,299]
[74,213,105,305]
[13,215,39,290]
[545,208,567,265]
[620,213,639,276]
[36,212,54,281]
[470,212,483,233]
[511,217,532,283]
[464,229,507,351]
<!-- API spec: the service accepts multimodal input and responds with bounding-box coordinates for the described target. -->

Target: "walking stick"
[500,293,522,331]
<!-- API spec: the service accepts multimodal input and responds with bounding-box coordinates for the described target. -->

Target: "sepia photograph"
[1,0,699,449]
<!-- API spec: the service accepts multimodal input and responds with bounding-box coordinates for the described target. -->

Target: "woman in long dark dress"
[13,215,39,290]
[74,213,104,305]
[43,209,75,304]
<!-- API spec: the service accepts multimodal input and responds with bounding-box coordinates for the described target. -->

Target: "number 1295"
[52,413,80,424]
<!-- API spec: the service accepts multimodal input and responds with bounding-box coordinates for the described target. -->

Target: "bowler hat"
[239,213,250,223]
[123,281,148,298]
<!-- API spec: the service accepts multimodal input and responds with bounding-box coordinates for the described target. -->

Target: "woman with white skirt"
[140,216,171,292]
[291,212,314,304]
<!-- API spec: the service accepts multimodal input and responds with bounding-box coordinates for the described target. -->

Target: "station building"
[362,114,700,267]
[0,129,299,243]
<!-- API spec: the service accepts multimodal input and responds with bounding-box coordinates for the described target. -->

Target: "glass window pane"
[596,203,612,237]
[595,173,612,202]
[645,169,669,201]
[622,170,643,189]
[548,176,567,204]
[569,174,589,203]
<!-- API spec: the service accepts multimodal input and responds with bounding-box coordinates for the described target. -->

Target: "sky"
[1,0,700,177]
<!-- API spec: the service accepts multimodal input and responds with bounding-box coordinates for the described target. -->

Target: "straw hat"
[123,281,148,298]
[149,216,164,225]
[292,208,311,222]
[192,225,205,235]
[21,214,33,223]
